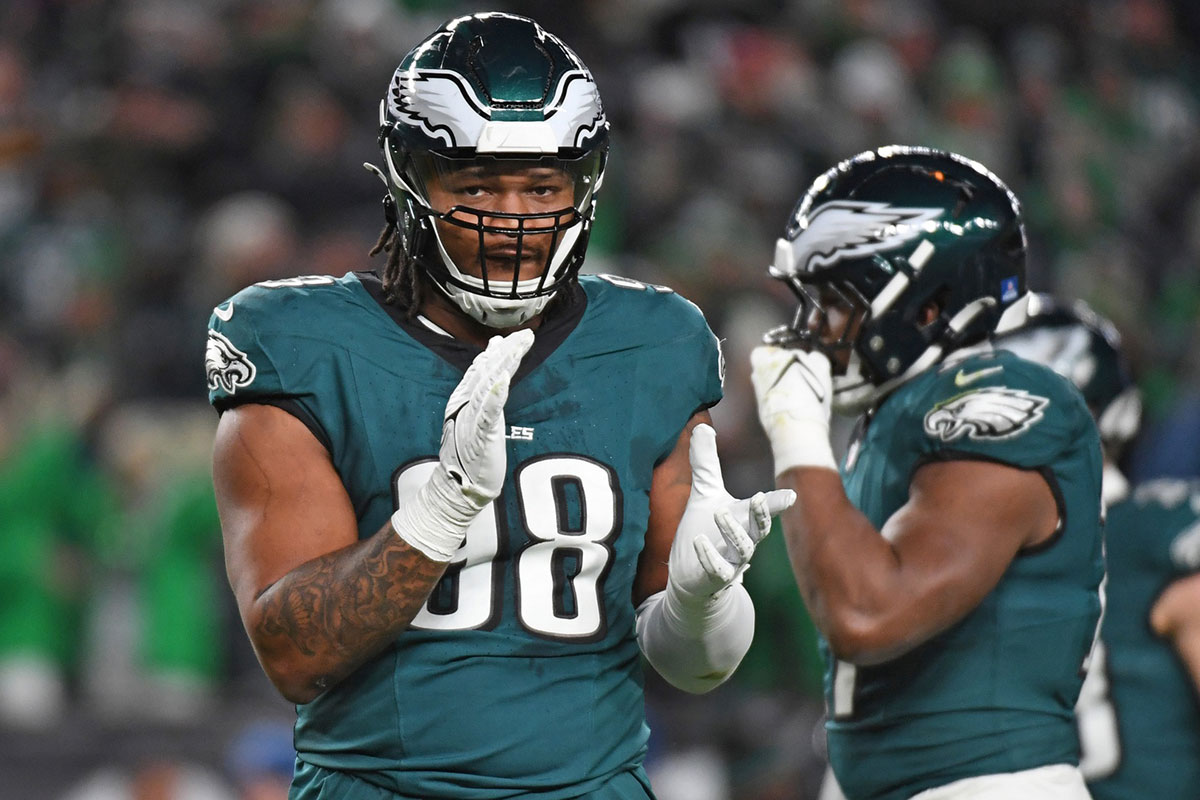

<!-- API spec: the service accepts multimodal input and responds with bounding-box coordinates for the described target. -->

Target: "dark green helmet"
[996,293,1142,452]
[767,146,1028,413]
[370,12,609,326]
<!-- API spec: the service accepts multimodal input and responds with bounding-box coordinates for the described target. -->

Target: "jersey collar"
[353,270,587,383]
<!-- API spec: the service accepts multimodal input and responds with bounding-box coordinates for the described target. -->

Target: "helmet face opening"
[398,151,604,301]
[770,276,872,379]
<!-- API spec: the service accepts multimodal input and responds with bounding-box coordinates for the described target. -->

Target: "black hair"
[369,215,423,318]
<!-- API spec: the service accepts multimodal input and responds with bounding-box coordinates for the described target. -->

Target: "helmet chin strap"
[437,280,552,328]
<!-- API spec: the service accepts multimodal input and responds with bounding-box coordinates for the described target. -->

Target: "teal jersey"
[1085,479,1200,800]
[205,272,723,799]
[828,348,1104,800]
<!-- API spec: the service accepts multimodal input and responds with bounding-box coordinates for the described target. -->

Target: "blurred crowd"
[2,0,1200,798]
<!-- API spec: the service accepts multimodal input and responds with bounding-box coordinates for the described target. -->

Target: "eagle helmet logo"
[387,68,606,152]
[205,331,257,394]
[923,387,1049,442]
[772,200,944,277]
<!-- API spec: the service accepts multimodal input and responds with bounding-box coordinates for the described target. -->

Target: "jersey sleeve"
[663,291,724,413]
[911,354,1095,471]
[205,288,287,408]
[203,278,340,449]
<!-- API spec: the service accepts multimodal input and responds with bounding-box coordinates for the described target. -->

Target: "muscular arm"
[776,459,1059,665]
[633,409,713,605]
[1150,571,1200,695]
[214,404,448,704]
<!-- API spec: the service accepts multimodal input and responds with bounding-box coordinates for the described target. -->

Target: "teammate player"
[205,13,792,799]
[750,146,1103,799]
[997,294,1200,799]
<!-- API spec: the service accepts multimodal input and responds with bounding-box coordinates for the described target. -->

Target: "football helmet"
[767,146,1028,413]
[995,293,1142,451]
[370,12,609,327]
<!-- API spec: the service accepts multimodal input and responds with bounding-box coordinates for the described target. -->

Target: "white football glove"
[668,423,796,602]
[750,345,838,475]
[392,329,535,561]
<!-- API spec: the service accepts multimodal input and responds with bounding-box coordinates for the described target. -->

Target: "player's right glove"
[750,345,838,475]
[392,329,535,561]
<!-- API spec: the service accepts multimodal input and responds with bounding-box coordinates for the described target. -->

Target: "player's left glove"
[750,345,838,475]
[667,424,796,602]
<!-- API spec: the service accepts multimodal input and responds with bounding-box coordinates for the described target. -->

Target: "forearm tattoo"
[254,525,447,692]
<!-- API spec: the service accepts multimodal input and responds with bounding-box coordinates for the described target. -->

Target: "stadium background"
[2,0,1199,797]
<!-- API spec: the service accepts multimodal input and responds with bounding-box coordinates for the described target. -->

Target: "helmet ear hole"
[917,297,942,327]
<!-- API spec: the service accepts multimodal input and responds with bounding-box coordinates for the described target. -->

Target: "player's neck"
[419,290,542,349]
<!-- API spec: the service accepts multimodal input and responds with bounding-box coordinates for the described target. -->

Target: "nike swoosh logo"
[213,302,234,322]
[954,366,1003,387]
[780,354,826,402]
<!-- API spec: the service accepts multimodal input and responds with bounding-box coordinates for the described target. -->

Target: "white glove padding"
[392,329,535,561]
[668,423,796,602]
[750,345,838,475]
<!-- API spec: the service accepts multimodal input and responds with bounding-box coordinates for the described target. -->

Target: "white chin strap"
[431,217,584,329]
[441,284,552,328]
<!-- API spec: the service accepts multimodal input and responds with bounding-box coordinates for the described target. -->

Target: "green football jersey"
[1083,478,1200,800]
[205,271,723,799]
[827,348,1104,800]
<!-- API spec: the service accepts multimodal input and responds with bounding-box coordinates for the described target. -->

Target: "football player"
[205,13,793,800]
[750,146,1103,799]
[997,294,1200,799]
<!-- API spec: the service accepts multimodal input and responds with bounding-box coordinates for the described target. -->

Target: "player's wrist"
[764,417,838,475]
[664,570,732,622]
[636,581,755,693]
[391,466,479,562]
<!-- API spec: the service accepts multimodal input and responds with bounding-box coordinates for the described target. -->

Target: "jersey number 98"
[393,455,620,641]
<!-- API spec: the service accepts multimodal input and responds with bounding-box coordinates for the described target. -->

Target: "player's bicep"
[1151,572,1200,693]
[880,460,1058,640]
[1151,571,1200,638]
[633,409,713,605]
[212,403,359,615]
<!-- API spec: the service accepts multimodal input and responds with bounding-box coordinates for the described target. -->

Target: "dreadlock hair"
[369,217,423,318]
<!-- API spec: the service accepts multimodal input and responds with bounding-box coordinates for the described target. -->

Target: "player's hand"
[393,329,534,561]
[750,345,838,474]
[439,329,535,509]
[668,424,796,600]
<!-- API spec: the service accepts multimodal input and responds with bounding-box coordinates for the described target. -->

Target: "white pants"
[907,764,1092,800]
[819,764,1092,800]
